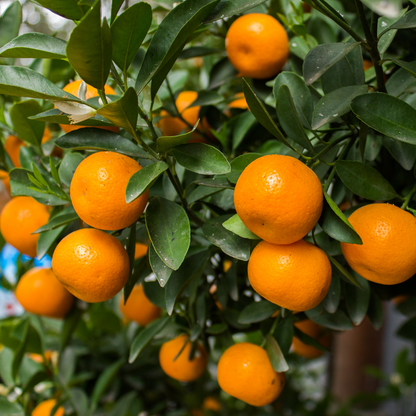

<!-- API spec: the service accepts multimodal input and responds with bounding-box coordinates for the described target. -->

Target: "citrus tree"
[0,0,416,415]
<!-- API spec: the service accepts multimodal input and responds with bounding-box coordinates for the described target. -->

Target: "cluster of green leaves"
[0,0,416,415]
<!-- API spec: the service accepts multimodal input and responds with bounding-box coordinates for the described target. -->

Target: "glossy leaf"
[303,42,360,85]
[327,254,362,288]
[222,214,260,240]
[208,58,238,90]
[312,85,368,130]
[126,161,168,203]
[226,152,261,184]
[135,0,220,93]
[192,176,233,189]
[322,275,341,314]
[237,301,279,324]
[360,0,402,19]
[171,143,231,175]
[189,91,223,108]
[0,2,21,49]
[111,3,152,72]
[149,244,173,287]
[58,152,84,188]
[345,273,370,326]
[351,93,416,145]
[66,0,112,90]
[204,0,267,22]
[179,46,221,60]
[203,215,251,261]
[55,129,149,159]
[156,123,199,153]
[335,160,398,201]
[289,35,319,60]
[37,224,68,259]
[31,0,88,20]
[383,136,416,171]
[0,33,66,59]
[265,335,289,373]
[97,88,138,137]
[306,304,353,330]
[0,397,24,416]
[388,7,416,29]
[146,197,190,270]
[378,16,399,55]
[367,291,384,330]
[111,0,125,23]
[34,212,78,234]
[231,111,257,151]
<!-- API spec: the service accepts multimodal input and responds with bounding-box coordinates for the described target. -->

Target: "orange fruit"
[119,285,161,326]
[1,173,11,194]
[202,396,221,412]
[248,239,332,311]
[228,92,249,110]
[0,196,49,257]
[341,203,416,285]
[217,342,285,407]
[52,228,129,303]
[302,2,312,13]
[5,135,24,167]
[134,242,148,259]
[225,14,289,79]
[159,334,207,382]
[41,127,63,158]
[70,151,148,231]
[363,59,373,71]
[292,319,331,359]
[29,350,57,365]
[59,79,119,133]
[234,155,323,245]
[32,399,64,416]
[15,268,74,318]
[392,295,410,305]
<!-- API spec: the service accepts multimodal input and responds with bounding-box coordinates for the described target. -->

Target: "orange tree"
[0,0,416,415]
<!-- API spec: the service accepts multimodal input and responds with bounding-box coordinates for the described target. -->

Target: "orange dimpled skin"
[32,399,64,416]
[217,342,285,407]
[226,14,289,79]
[15,268,74,319]
[70,151,148,230]
[248,240,332,311]
[52,228,129,303]
[234,155,323,245]
[341,203,416,285]
[119,285,161,326]
[159,334,207,382]
[0,196,49,258]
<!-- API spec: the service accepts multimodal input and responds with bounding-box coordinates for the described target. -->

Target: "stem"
[370,11,378,40]
[354,0,374,44]
[137,105,159,142]
[260,314,281,348]
[98,89,108,105]
[401,185,416,210]
[110,62,125,93]
[311,133,351,162]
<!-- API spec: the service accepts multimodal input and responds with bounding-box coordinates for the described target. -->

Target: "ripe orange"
[119,285,161,326]
[29,350,57,365]
[341,203,416,285]
[159,334,207,382]
[363,59,373,71]
[52,228,129,303]
[70,151,148,231]
[134,242,148,259]
[202,397,221,411]
[228,92,249,110]
[292,319,331,359]
[217,342,285,407]
[60,79,119,133]
[248,239,332,311]
[16,268,74,318]
[4,135,24,167]
[0,196,49,257]
[32,399,64,416]
[225,14,289,79]
[234,155,323,245]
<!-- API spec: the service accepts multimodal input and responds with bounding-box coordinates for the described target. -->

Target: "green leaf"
[31,0,88,20]
[292,325,329,352]
[189,91,223,108]
[360,0,402,19]
[34,212,79,234]
[273,72,313,128]
[335,160,398,201]
[156,123,199,153]
[146,197,190,270]
[187,185,222,205]
[205,323,227,334]
[149,243,173,287]
[55,128,149,159]
[351,93,416,145]
[306,304,353,330]
[0,66,81,102]
[265,335,289,372]
[378,16,399,55]
[319,191,362,244]
[9,100,44,147]
[367,291,384,330]
[312,85,368,130]
[205,0,267,22]
[126,161,168,203]
[123,256,148,303]
[0,2,21,49]
[0,397,24,416]
[322,275,341,314]
[242,79,292,149]
[59,152,84,188]
[276,85,314,152]
[171,143,231,175]
[222,214,260,240]
[397,316,416,340]
[135,0,220,93]
[226,152,261,184]
[289,35,319,60]
[129,317,171,362]
[304,42,360,85]
[66,0,112,90]
[231,111,257,151]
[179,46,221,60]
[37,225,68,259]
[0,33,66,59]
[192,176,233,189]
[97,87,138,137]
[237,301,279,324]
[111,3,152,72]
[208,57,238,89]
[386,66,416,97]
[388,7,416,29]
[111,0,125,23]
[345,272,370,326]
[203,215,251,261]
[383,136,416,171]
[327,254,362,288]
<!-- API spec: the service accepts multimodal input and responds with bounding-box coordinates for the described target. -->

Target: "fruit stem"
[261,314,281,348]
[401,185,416,210]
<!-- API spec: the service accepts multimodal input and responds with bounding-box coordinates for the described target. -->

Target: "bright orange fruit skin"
[248,239,332,311]
[217,342,285,407]
[0,196,49,258]
[225,14,289,79]
[60,79,119,133]
[119,285,161,326]
[4,135,24,167]
[228,92,249,110]
[159,334,207,382]
[70,151,148,231]
[341,203,416,285]
[16,268,74,319]
[32,399,64,416]
[234,155,323,245]
[292,319,331,359]
[52,228,129,303]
